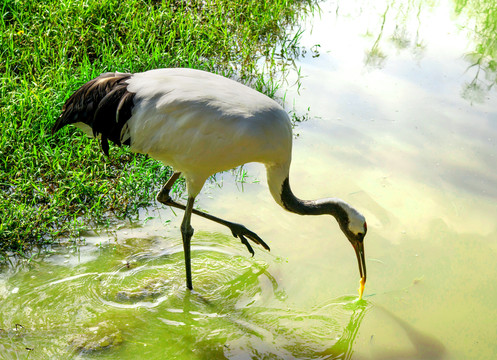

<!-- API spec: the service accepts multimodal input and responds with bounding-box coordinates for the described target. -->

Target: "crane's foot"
[226,223,270,256]
[156,181,270,257]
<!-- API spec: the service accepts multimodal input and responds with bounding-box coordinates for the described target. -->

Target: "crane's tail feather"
[52,72,136,156]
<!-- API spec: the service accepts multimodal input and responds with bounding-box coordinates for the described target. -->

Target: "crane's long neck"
[266,164,349,223]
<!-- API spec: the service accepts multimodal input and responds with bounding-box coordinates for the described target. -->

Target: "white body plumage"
[125,68,292,198]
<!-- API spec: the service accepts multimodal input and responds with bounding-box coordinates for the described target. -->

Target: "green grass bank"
[0,0,313,260]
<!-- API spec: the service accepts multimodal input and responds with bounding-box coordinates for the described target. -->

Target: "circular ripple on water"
[91,232,275,310]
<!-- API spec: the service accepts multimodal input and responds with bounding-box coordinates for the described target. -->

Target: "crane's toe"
[228,223,270,255]
[236,234,255,256]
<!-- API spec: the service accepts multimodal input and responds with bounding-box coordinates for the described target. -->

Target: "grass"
[0,0,313,260]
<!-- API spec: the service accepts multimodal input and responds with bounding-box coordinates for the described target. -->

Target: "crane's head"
[333,201,367,297]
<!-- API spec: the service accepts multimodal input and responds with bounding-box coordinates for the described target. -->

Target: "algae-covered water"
[1,0,497,358]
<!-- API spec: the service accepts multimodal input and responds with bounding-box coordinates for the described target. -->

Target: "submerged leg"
[181,196,195,290]
[156,173,270,256]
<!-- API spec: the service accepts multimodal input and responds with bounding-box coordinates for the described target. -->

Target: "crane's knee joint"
[156,188,171,204]
[181,223,194,239]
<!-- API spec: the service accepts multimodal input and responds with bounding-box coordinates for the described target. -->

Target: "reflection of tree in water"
[364,0,428,69]
[355,0,497,102]
[365,5,389,69]
[456,0,497,103]
[394,0,426,61]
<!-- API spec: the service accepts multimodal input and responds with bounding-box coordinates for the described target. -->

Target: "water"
[1,0,496,358]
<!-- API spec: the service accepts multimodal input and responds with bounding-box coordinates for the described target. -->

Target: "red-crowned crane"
[52,68,367,296]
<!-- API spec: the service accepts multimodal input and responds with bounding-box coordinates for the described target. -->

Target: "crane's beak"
[352,240,367,299]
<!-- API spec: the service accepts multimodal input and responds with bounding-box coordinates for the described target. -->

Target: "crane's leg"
[156,173,270,256]
[156,171,181,203]
[181,196,195,290]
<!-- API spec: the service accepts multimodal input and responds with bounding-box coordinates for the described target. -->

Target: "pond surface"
[1,0,496,358]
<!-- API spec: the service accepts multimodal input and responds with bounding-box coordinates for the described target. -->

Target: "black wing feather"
[52,72,136,155]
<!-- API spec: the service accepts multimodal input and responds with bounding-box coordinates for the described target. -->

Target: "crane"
[52,68,367,296]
